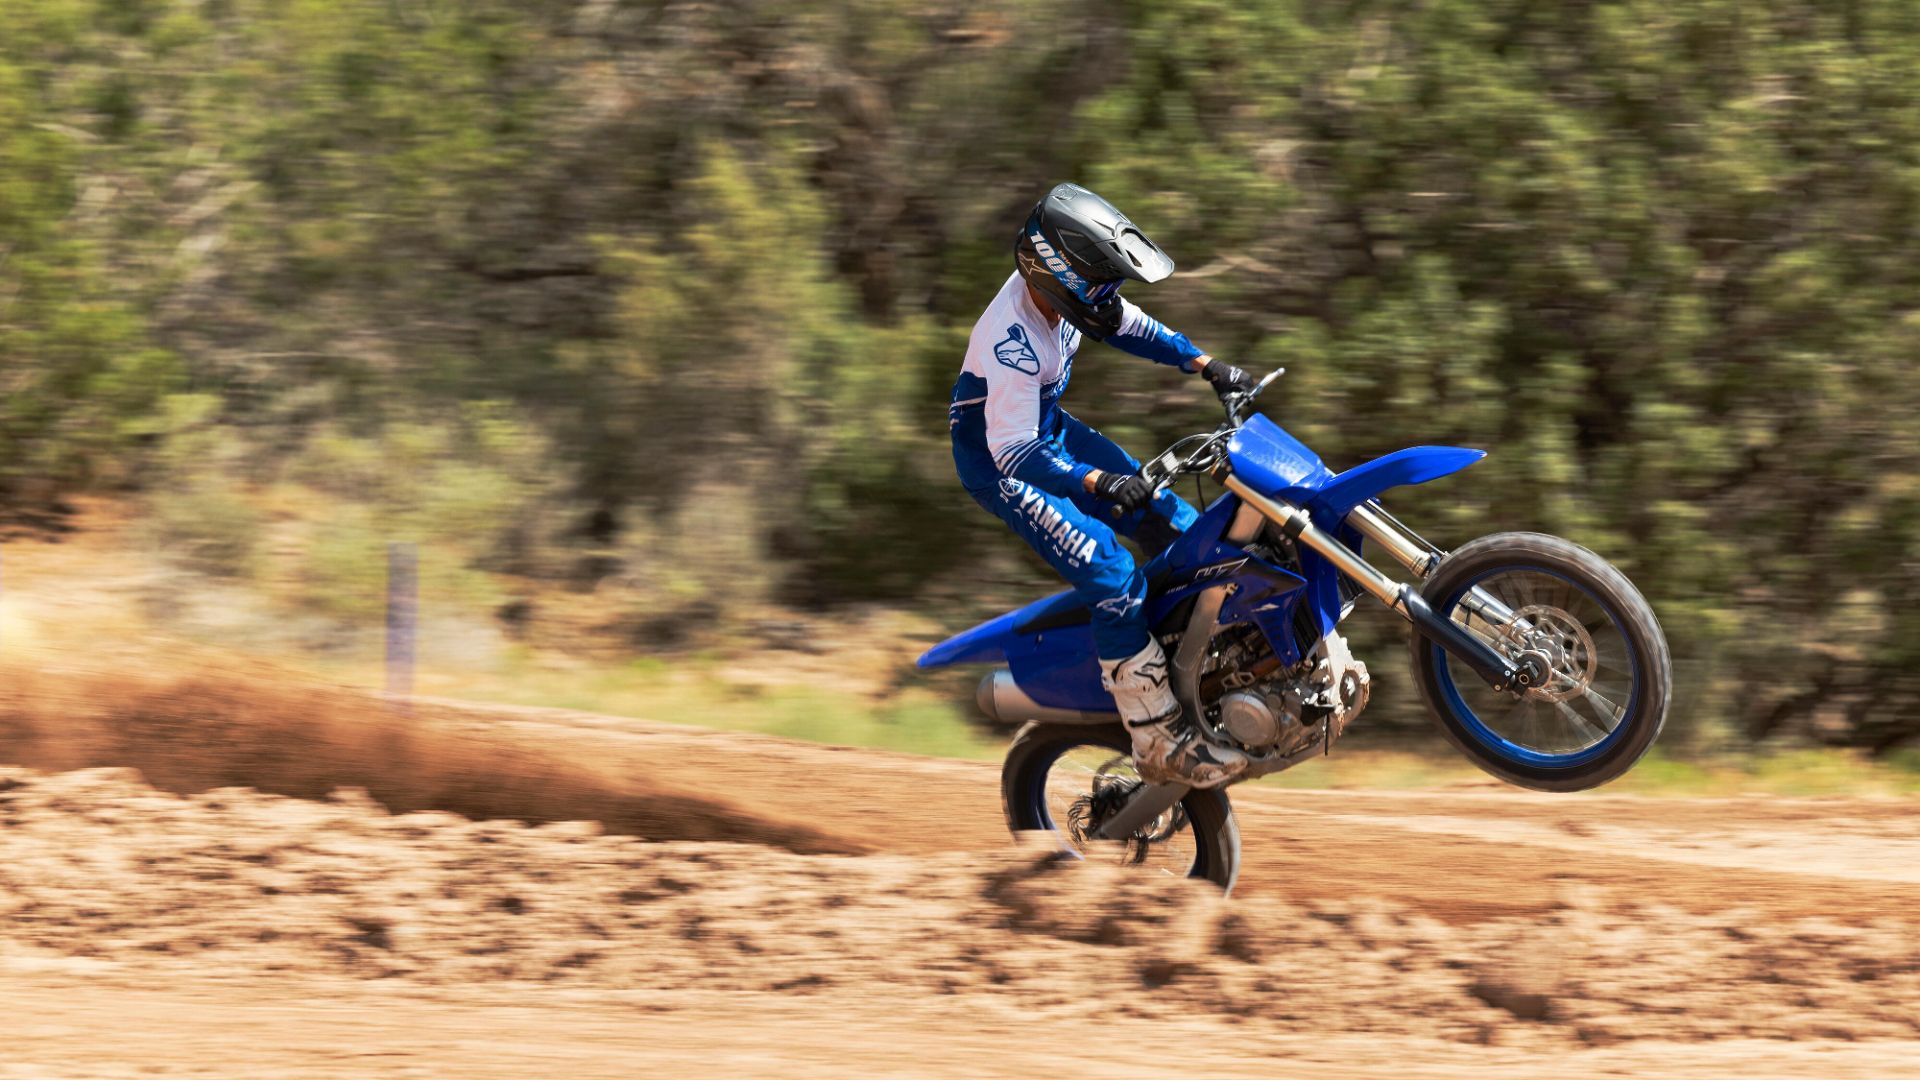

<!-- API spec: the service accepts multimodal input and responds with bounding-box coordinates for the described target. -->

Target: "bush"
[145,477,264,579]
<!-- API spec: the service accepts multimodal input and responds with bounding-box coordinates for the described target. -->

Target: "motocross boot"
[1099,639,1251,790]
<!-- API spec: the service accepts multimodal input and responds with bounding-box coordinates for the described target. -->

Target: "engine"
[1200,629,1371,755]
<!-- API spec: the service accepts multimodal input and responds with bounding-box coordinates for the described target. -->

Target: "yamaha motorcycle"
[918,370,1671,890]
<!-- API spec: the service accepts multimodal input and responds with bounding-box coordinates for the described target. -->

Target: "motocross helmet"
[1014,182,1176,340]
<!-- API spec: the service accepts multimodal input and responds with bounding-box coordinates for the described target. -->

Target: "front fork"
[1221,477,1542,693]
[1346,501,1522,632]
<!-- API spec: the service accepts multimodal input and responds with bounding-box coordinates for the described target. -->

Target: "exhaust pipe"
[976,669,1115,726]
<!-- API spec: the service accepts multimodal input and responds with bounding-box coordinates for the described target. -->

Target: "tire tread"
[1000,721,1242,891]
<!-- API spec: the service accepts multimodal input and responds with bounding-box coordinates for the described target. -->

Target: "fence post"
[386,542,417,708]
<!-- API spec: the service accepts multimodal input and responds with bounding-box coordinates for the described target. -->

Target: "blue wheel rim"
[1430,565,1643,769]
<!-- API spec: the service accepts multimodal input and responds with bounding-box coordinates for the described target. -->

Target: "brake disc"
[1511,604,1598,703]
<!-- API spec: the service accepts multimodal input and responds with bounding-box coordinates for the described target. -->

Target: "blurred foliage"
[5,0,1920,749]
[140,394,264,577]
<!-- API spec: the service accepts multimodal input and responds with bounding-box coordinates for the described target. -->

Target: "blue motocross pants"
[955,411,1198,660]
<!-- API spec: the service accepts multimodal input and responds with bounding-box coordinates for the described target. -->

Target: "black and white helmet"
[1013,182,1175,340]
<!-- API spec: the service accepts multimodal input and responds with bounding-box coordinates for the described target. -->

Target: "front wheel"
[1001,722,1241,891]
[1409,532,1671,792]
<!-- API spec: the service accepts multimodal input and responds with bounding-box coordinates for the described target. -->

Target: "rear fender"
[915,594,1111,710]
[916,598,1054,669]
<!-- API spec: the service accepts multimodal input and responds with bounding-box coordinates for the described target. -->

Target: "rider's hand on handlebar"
[1088,469,1155,515]
[1197,357,1257,400]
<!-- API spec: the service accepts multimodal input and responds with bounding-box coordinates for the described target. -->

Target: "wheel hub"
[1510,604,1598,703]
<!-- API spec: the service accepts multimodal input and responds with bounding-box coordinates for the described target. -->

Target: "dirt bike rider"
[949,183,1260,789]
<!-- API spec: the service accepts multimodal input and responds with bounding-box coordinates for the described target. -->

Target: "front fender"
[1307,445,1486,520]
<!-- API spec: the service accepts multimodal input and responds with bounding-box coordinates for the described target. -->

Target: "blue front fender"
[1306,445,1485,520]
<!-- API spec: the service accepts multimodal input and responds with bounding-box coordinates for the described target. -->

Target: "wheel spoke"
[1578,685,1627,729]
[1500,695,1531,740]
[1553,697,1610,744]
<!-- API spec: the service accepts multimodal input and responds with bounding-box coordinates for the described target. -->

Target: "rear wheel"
[1409,532,1671,792]
[1001,721,1241,891]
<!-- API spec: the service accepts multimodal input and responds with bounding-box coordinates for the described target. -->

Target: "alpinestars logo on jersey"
[993,324,1040,375]
[1007,483,1098,566]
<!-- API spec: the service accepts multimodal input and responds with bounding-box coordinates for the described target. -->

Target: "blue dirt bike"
[918,370,1671,890]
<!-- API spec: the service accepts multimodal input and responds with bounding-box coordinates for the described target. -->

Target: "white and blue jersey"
[949,272,1204,498]
[948,272,1203,661]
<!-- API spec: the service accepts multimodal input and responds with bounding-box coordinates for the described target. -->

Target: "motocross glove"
[1091,469,1156,515]
[1200,359,1257,399]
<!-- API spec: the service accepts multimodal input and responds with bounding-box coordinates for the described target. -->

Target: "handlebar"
[1133,366,1285,498]
[1237,366,1286,416]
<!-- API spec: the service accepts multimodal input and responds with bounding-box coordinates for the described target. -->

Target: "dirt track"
[5,694,1920,1077]
[455,698,1920,924]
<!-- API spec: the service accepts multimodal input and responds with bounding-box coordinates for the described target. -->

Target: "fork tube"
[1348,503,1521,632]
[1346,504,1441,577]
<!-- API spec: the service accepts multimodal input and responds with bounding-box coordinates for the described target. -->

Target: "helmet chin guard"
[1013,182,1176,341]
